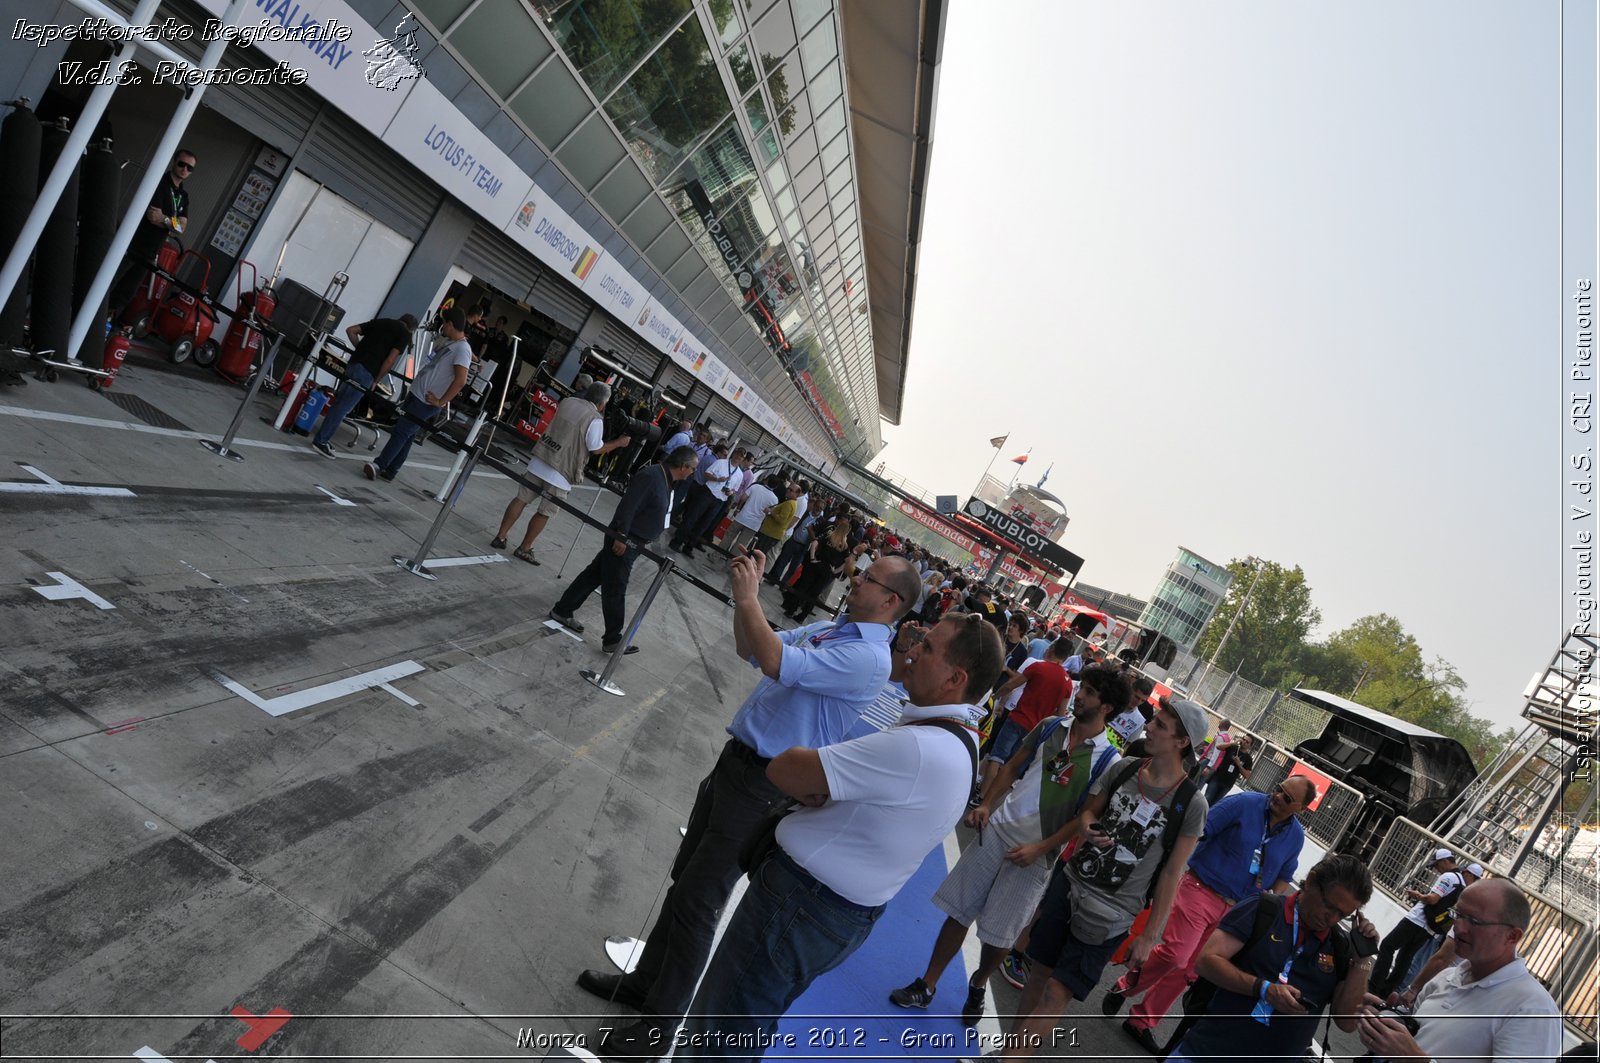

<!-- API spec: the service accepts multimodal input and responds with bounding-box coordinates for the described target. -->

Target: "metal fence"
[1371,817,1598,1040]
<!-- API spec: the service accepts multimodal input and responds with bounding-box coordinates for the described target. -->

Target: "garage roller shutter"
[460,223,543,303]
[528,270,590,332]
[299,108,439,242]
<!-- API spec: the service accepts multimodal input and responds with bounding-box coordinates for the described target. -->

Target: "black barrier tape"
[475,445,731,607]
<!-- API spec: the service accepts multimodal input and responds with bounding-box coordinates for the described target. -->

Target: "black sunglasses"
[175,161,195,172]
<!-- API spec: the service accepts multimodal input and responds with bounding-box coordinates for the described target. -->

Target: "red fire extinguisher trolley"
[209,261,276,379]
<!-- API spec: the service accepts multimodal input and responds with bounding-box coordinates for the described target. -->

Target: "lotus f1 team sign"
[963,498,1085,576]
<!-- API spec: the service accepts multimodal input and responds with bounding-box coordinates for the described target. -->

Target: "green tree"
[1325,614,1509,767]
[1193,558,1321,688]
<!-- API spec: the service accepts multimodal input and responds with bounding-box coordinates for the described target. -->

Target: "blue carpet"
[769,842,990,1062]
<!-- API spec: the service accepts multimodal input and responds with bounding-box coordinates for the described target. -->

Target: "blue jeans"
[681,849,883,1061]
[769,536,808,584]
[313,362,374,446]
[374,393,439,476]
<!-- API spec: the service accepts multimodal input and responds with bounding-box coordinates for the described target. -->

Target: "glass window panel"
[834,204,856,233]
[774,185,796,218]
[794,157,823,200]
[820,129,849,175]
[604,18,731,184]
[781,209,802,239]
[662,119,783,308]
[750,5,797,75]
[558,113,628,189]
[812,98,846,149]
[778,97,812,145]
[743,0,782,26]
[795,0,831,41]
[765,155,789,194]
[533,0,691,100]
[756,127,780,164]
[763,47,803,121]
[824,156,850,198]
[808,57,841,110]
[829,181,854,219]
[412,0,473,32]
[727,41,759,94]
[708,0,744,50]
[743,89,771,135]
[786,125,819,172]
[800,179,828,224]
[512,60,595,148]
[450,5,551,98]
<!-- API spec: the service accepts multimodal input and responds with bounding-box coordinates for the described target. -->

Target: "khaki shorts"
[515,475,567,516]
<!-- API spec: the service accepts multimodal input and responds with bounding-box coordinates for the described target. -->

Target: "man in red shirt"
[980,638,1073,791]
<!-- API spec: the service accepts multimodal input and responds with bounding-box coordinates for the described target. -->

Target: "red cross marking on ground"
[229,1006,292,1051]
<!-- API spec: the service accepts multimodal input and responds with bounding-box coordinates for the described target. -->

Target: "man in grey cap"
[995,697,1210,1059]
[1369,847,1466,1002]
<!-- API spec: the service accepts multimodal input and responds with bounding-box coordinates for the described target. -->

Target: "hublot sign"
[963,498,1084,576]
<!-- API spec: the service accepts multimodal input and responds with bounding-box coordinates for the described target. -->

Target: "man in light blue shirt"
[578,548,925,1059]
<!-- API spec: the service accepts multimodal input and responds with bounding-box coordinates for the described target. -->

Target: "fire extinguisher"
[96,325,131,390]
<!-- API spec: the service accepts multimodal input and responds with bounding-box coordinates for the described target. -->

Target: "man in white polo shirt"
[671,613,1005,1061]
[1356,877,1563,1063]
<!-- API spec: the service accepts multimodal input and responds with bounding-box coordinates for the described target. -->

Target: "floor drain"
[102,391,193,432]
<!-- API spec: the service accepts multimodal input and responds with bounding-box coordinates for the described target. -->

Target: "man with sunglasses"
[1169,853,1379,1063]
[576,549,923,1059]
[109,149,195,316]
[1356,877,1563,1063]
[1104,774,1317,1053]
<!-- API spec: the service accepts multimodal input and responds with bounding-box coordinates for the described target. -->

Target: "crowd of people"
[327,389,1579,1063]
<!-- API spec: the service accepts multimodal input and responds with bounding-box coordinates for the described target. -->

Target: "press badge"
[1131,797,1159,826]
[1249,846,1264,876]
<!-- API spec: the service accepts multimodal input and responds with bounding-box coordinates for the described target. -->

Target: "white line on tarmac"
[32,571,116,610]
[314,484,359,506]
[205,660,426,717]
[422,553,510,568]
[0,404,456,472]
[4,462,137,497]
[20,463,60,485]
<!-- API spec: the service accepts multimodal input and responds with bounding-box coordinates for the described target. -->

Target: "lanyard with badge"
[1130,762,1181,826]
[1252,901,1301,1024]
[1250,816,1273,888]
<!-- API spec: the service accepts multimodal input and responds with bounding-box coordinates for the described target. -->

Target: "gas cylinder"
[292,387,330,435]
[96,326,131,390]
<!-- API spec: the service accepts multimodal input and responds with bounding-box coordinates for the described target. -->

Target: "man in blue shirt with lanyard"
[576,546,925,1059]
[1104,775,1316,1054]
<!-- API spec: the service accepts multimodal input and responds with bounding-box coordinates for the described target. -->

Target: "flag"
[1037,462,1053,489]
[1010,454,1029,465]
[989,434,1008,449]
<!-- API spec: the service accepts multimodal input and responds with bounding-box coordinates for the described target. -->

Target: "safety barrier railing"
[1372,817,1597,1039]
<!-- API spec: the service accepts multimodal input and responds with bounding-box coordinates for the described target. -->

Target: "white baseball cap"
[1466,863,1485,878]
[1432,848,1455,863]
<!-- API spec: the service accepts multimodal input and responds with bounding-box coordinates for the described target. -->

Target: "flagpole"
[975,433,1007,498]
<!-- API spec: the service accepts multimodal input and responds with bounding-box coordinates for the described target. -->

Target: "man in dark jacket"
[548,445,697,653]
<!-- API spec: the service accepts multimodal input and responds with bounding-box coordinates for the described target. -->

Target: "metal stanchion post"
[393,439,481,581]
[580,555,675,697]
[435,406,488,503]
[199,334,284,462]
[557,486,607,579]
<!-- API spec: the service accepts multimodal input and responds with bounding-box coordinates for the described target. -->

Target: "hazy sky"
[878,1,1558,731]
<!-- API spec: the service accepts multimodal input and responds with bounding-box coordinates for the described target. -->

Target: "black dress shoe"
[576,969,647,1011]
[596,1016,674,1062]
[1121,1019,1162,1056]
[1101,986,1126,1016]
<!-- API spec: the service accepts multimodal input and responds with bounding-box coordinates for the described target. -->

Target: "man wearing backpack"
[887,664,1132,1027]
[1369,849,1465,1002]
[1103,775,1317,1054]
[1167,853,1379,1063]
[672,612,1004,1061]
[995,699,1211,1060]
